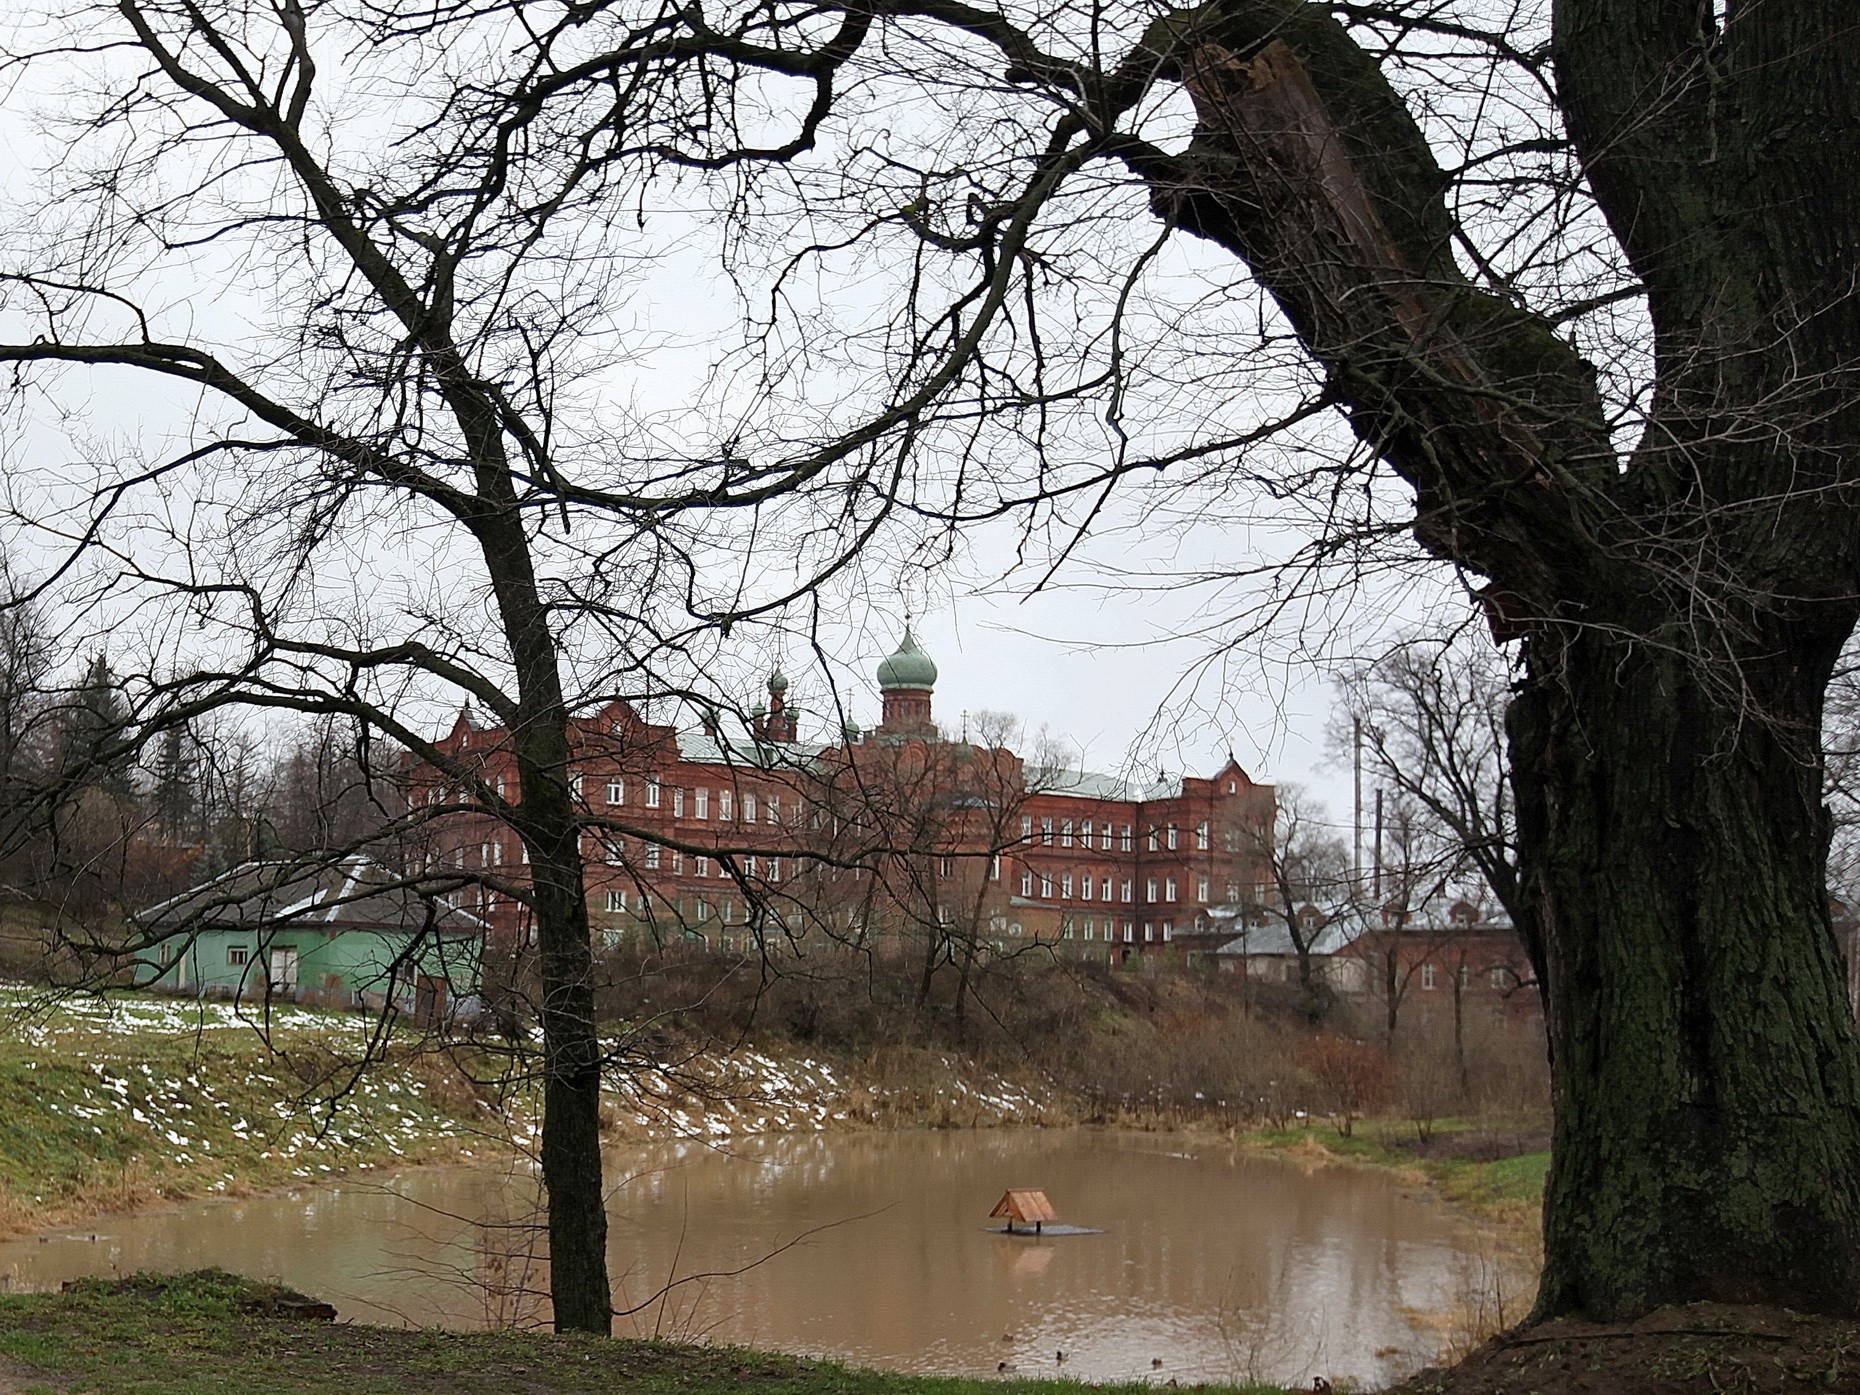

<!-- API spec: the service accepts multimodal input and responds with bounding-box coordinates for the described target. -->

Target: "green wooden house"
[135,855,486,1024]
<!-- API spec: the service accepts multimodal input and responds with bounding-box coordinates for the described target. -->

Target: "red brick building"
[409,630,1276,964]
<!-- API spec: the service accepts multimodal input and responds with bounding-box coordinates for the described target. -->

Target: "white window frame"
[695,788,709,819]
[644,844,661,869]
[607,778,625,806]
[673,787,685,817]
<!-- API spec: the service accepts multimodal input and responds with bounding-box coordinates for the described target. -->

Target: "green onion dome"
[875,628,938,691]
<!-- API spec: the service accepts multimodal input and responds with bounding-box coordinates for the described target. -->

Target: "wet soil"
[1385,1302,1860,1395]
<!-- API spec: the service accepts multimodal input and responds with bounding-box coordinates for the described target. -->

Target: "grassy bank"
[0,987,497,1237]
[1238,1122,1549,1229]
[0,1271,1289,1395]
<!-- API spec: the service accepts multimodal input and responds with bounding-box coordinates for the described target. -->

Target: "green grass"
[1240,1120,1549,1229]
[0,1271,1292,1395]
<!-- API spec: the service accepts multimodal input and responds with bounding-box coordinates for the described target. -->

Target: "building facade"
[411,631,1277,964]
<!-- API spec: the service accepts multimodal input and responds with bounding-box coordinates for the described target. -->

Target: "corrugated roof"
[672,731,827,771]
[138,856,488,937]
[1026,766,1182,803]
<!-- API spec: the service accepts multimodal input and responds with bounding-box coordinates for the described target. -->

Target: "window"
[1083,919,1095,941]
[1161,921,1173,941]
[770,857,782,882]
[695,856,709,877]
[1102,877,1114,901]
[1081,819,1093,844]
[1121,878,1134,903]
[766,794,780,824]
[607,779,625,805]
[697,900,712,921]
[1196,821,1209,850]
[1421,963,1437,990]
[1061,873,1074,898]
[940,856,954,878]
[1490,966,1508,990]
[1167,824,1178,850]
[1021,814,1034,840]
[1061,819,1073,847]
[743,792,758,822]
[1041,817,1054,845]
[1079,872,1094,901]
[1197,877,1210,903]
[1120,825,1133,852]
[645,778,661,808]
[494,775,506,799]
[1147,827,1160,852]
[673,787,685,818]
[1165,877,1178,902]
[695,788,709,819]
[1062,921,1074,940]
[1021,870,1034,896]
[479,842,491,867]
[672,851,685,875]
[570,772,584,797]
[1143,923,1154,942]
[719,789,733,821]
[1228,780,1237,794]
[721,900,735,923]
[990,854,1001,881]
[605,839,625,866]
[1124,922,1135,944]
[1100,825,1112,851]
[644,844,661,870]
[743,853,757,878]
[227,946,248,966]
[1040,873,1054,898]
[605,890,625,912]
[1146,878,1159,903]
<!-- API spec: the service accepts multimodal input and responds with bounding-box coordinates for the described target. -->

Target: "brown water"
[0,1130,1517,1388]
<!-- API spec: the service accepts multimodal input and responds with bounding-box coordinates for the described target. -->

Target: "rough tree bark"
[1128,0,1860,1318]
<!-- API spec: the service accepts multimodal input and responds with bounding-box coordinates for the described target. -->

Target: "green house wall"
[138,925,481,1009]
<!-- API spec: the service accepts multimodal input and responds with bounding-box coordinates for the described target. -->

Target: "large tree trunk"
[1511,625,1860,1318]
[1119,0,1860,1322]
[524,798,612,1334]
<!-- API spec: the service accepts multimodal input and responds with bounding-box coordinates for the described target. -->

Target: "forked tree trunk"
[1511,627,1860,1318]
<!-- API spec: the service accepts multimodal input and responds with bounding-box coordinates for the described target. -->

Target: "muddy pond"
[0,1129,1528,1389]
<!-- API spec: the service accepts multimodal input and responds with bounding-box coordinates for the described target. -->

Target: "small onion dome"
[876,627,938,691]
[751,701,768,718]
[842,719,862,740]
[769,667,789,694]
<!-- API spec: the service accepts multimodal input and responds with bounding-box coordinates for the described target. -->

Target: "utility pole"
[1352,717,1363,891]
[1373,787,1384,903]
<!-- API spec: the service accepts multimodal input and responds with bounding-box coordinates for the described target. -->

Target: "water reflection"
[0,1130,1515,1388]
